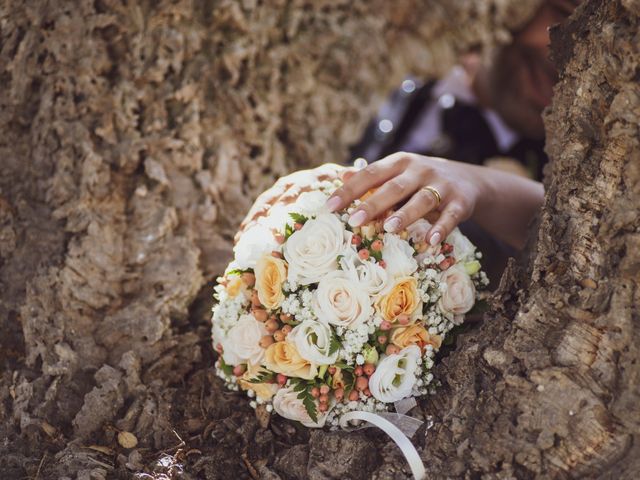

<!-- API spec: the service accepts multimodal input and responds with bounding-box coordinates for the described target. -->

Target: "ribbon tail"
[340,411,426,480]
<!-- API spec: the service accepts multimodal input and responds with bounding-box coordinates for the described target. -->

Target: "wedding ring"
[353,157,368,171]
[421,185,441,207]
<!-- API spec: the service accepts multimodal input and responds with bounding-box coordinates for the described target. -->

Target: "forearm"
[472,166,544,250]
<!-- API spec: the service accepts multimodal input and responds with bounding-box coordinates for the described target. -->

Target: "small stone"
[117,431,138,449]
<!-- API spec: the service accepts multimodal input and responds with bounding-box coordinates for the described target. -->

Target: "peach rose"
[239,365,279,401]
[375,276,421,322]
[264,341,318,380]
[439,264,475,315]
[391,323,442,351]
[255,254,288,310]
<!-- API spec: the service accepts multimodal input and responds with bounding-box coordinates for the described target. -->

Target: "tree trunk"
[0,0,637,479]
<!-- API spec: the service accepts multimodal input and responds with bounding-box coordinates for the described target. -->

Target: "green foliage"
[328,332,341,356]
[218,357,234,376]
[247,370,275,384]
[291,378,318,423]
[226,267,252,276]
[289,212,309,224]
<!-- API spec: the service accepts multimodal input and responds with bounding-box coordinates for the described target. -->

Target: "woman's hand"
[325,152,484,246]
[325,152,544,250]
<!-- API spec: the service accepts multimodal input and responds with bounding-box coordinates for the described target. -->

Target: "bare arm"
[324,152,544,250]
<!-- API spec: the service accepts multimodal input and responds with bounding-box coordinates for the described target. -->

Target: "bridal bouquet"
[211,167,487,428]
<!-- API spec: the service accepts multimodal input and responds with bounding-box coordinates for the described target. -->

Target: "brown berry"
[265,319,279,333]
[311,387,320,398]
[378,260,386,268]
[386,345,400,355]
[271,250,283,259]
[397,314,410,325]
[252,308,268,322]
[319,394,329,404]
[358,248,370,260]
[273,330,285,342]
[354,366,364,376]
[233,364,246,377]
[363,363,375,376]
[356,376,369,391]
[294,222,303,231]
[364,388,372,397]
[334,388,344,401]
[281,324,292,335]
[377,335,388,345]
[320,384,330,395]
[241,272,256,287]
[379,320,392,331]
[371,239,383,251]
[276,374,287,386]
[438,256,456,270]
[259,335,275,348]
[328,366,337,375]
[279,313,293,323]
[348,390,359,401]
[318,402,329,412]
[351,234,362,246]
[251,290,262,307]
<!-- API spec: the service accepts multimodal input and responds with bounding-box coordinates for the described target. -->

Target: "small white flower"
[288,320,339,365]
[356,354,365,365]
[446,227,476,262]
[368,345,421,403]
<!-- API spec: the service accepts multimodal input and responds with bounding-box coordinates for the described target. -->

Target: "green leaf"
[328,332,341,356]
[293,380,307,392]
[284,223,295,240]
[247,371,275,384]
[302,393,318,423]
[226,268,251,276]
[289,212,308,224]
[218,357,234,376]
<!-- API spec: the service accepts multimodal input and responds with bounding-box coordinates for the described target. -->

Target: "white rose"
[283,213,352,285]
[221,314,268,367]
[272,386,329,428]
[340,249,389,297]
[368,345,421,403]
[446,228,476,262]
[288,320,338,365]
[314,271,373,329]
[233,224,279,270]
[294,190,330,217]
[258,203,297,230]
[406,218,432,243]
[381,233,418,280]
[438,264,476,315]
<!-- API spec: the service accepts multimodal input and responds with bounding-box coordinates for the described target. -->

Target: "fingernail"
[325,196,342,212]
[348,210,367,227]
[429,231,442,246]
[383,216,401,233]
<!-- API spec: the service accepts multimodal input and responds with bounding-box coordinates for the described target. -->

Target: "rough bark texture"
[0,0,637,479]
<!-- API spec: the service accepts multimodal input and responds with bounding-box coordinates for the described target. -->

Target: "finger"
[426,201,470,246]
[325,152,409,212]
[382,183,449,233]
[340,168,357,182]
[348,172,425,228]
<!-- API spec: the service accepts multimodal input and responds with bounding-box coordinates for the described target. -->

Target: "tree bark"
[0,0,637,479]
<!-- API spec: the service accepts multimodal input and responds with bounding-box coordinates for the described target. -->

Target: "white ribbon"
[339,410,426,480]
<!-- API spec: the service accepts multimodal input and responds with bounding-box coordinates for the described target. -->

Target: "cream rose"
[283,213,352,285]
[233,224,279,270]
[272,387,329,428]
[368,345,421,403]
[375,276,421,322]
[221,314,269,367]
[288,320,338,365]
[255,254,288,310]
[264,341,318,379]
[381,233,418,279]
[340,249,389,297]
[438,264,476,315]
[446,228,476,262]
[391,323,442,351]
[314,271,373,329]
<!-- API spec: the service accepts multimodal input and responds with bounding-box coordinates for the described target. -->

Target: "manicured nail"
[429,231,442,246]
[325,196,342,212]
[348,210,367,227]
[383,216,401,233]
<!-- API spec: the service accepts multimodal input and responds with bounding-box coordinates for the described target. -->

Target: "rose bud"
[318,402,329,412]
[377,335,388,345]
[348,390,359,401]
[252,308,268,322]
[251,290,262,307]
[351,234,362,246]
[439,256,456,270]
[274,233,285,244]
[363,363,375,376]
[281,324,292,335]
[265,319,279,333]
[276,373,288,386]
[319,394,329,404]
[273,330,285,342]
[233,364,246,377]
[397,314,410,325]
[319,384,330,395]
[378,260,387,268]
[379,320,392,331]
[355,376,368,391]
[385,345,400,355]
[271,250,283,259]
[259,335,275,348]
[358,248,370,260]
[371,239,383,252]
[334,388,344,401]
[354,366,364,377]
[311,387,320,398]
[328,366,337,375]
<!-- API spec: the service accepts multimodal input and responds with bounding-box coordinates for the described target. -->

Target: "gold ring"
[421,186,441,206]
